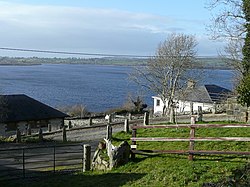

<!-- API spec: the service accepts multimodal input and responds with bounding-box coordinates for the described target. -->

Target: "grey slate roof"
[180,84,232,103]
[0,94,68,123]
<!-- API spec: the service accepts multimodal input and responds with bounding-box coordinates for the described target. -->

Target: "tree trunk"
[169,106,175,123]
[162,104,167,116]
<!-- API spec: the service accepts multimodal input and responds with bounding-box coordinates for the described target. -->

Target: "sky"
[0,0,225,58]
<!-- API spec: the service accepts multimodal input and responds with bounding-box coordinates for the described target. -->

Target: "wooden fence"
[130,119,250,160]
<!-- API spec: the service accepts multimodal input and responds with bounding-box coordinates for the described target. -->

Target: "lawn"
[1,122,250,187]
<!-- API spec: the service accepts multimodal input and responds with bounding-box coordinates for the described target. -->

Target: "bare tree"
[131,33,197,123]
[207,0,246,88]
[207,0,246,40]
[207,0,245,70]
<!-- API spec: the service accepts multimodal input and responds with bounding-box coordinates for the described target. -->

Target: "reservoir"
[0,64,235,112]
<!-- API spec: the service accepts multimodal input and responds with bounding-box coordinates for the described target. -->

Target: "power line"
[0,47,220,58]
[0,47,151,58]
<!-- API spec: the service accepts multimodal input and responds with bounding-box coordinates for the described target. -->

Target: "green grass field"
[1,122,250,187]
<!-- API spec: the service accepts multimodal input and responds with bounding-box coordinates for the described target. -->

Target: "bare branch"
[130,33,198,122]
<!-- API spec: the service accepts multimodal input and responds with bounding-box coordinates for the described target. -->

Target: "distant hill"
[0,56,232,69]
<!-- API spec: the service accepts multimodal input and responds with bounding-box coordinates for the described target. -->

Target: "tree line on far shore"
[0,56,231,69]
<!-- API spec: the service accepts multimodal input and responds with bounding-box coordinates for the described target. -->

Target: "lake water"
[0,64,235,112]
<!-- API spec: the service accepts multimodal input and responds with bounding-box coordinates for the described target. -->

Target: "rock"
[91,139,130,170]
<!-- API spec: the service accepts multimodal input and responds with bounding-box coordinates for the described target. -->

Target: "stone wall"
[1,118,64,137]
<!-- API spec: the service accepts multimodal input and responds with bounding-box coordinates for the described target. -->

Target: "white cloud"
[0,1,221,56]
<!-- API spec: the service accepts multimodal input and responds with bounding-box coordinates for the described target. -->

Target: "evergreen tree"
[242,0,250,75]
[238,0,250,108]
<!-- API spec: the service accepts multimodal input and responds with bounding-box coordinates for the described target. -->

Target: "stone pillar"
[124,119,129,133]
[197,106,203,122]
[83,144,91,172]
[143,112,149,126]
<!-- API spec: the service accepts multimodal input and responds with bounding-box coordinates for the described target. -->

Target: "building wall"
[152,96,214,114]
[49,118,64,131]
[177,100,213,113]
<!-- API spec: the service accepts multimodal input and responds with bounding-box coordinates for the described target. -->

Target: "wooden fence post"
[189,117,196,161]
[62,126,67,142]
[124,119,129,133]
[83,144,91,172]
[131,128,137,160]
[106,125,112,140]
[143,112,149,126]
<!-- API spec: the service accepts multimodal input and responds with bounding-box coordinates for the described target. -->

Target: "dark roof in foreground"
[181,84,233,103]
[0,94,68,123]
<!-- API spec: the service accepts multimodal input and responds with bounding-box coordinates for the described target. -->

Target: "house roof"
[181,84,232,103]
[153,84,233,104]
[0,94,68,123]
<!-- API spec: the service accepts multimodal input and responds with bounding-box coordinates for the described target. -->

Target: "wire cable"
[0,47,151,58]
[0,47,219,58]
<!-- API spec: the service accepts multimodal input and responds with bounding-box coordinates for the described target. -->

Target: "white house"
[152,84,232,115]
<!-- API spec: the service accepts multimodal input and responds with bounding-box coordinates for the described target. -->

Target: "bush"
[57,104,90,117]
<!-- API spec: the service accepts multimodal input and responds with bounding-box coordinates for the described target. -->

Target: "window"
[156,99,160,106]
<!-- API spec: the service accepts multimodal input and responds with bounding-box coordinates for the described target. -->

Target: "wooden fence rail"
[131,119,250,161]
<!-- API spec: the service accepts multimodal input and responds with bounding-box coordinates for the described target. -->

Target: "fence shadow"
[1,172,146,187]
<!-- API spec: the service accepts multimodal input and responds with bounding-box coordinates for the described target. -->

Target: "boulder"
[92,139,130,170]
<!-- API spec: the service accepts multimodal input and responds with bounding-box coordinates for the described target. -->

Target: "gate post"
[83,144,91,172]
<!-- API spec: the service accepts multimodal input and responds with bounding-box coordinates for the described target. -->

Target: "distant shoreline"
[0,63,41,66]
[0,63,233,70]
[0,56,233,70]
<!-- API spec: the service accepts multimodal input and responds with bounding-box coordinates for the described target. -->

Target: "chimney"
[187,80,196,89]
